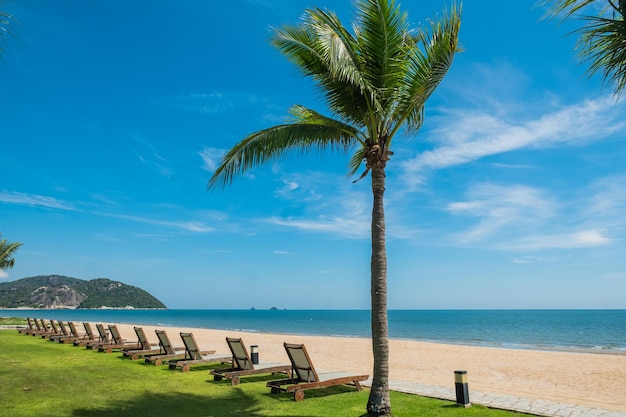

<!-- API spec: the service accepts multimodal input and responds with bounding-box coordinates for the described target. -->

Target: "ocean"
[2,309,625,353]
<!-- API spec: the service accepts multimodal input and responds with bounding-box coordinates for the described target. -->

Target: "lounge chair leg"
[230,376,240,386]
[213,375,222,381]
[181,365,190,373]
[294,390,305,402]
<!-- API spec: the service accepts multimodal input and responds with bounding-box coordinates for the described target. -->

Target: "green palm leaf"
[542,0,626,95]
[209,105,362,189]
[0,233,22,270]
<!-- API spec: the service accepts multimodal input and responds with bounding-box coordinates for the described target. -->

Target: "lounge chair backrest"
[134,327,151,350]
[155,330,174,355]
[68,322,81,337]
[49,320,59,334]
[34,319,43,331]
[26,318,34,329]
[180,333,202,360]
[226,337,253,370]
[284,343,319,383]
[40,319,49,331]
[108,325,123,344]
[83,322,95,338]
[58,321,69,336]
[96,324,109,342]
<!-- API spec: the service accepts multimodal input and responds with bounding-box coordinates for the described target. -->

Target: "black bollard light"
[250,345,259,364]
[454,370,471,408]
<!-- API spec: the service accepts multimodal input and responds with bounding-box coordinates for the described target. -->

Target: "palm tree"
[208,0,460,414]
[542,0,626,96]
[0,233,22,271]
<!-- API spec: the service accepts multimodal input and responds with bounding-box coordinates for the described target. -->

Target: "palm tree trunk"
[366,163,391,416]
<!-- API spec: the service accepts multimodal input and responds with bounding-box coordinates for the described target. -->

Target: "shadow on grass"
[262,384,365,402]
[71,389,318,417]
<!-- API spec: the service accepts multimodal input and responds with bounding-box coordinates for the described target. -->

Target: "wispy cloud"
[98,212,215,233]
[178,92,234,114]
[0,190,217,234]
[0,191,79,211]
[505,229,611,251]
[603,272,626,279]
[175,92,278,116]
[442,182,616,250]
[259,169,373,238]
[445,183,557,244]
[131,134,174,179]
[512,256,560,264]
[403,96,624,178]
[273,250,291,255]
[0,271,9,279]
[264,215,369,238]
[199,147,226,173]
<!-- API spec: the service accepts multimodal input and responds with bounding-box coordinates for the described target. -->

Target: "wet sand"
[110,323,626,412]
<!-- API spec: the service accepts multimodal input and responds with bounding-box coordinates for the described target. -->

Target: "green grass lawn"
[0,330,532,417]
[0,317,27,326]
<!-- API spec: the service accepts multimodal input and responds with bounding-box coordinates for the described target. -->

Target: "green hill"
[0,275,166,309]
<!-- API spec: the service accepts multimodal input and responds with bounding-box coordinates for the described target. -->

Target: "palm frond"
[0,236,22,270]
[272,10,372,127]
[390,5,461,137]
[576,6,626,94]
[208,106,363,189]
[348,146,369,177]
[356,0,410,93]
[541,0,601,17]
[542,0,626,95]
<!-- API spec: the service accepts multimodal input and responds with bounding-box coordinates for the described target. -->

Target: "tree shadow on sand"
[71,389,319,417]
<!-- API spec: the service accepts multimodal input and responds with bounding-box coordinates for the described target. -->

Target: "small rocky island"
[0,275,166,309]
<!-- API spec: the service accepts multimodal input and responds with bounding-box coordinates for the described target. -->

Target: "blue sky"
[2,1,626,309]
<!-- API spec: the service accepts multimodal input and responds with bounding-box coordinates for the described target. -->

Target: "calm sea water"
[2,309,625,353]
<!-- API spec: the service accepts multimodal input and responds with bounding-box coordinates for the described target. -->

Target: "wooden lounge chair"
[18,318,35,334]
[86,324,113,350]
[210,337,291,385]
[40,319,61,339]
[48,321,71,342]
[167,332,231,373]
[144,330,199,366]
[122,327,162,360]
[266,342,369,401]
[74,322,101,347]
[26,318,50,336]
[22,318,42,336]
[98,325,140,353]
[59,322,85,344]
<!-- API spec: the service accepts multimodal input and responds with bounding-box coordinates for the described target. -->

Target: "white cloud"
[441,181,618,250]
[273,250,291,255]
[0,270,8,279]
[99,212,215,233]
[445,183,557,244]
[274,179,300,199]
[603,272,626,279]
[0,191,78,211]
[404,96,624,175]
[505,229,611,251]
[199,147,226,173]
[264,215,369,238]
[512,256,560,264]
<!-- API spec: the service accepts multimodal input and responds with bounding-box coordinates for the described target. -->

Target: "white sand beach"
[108,322,626,412]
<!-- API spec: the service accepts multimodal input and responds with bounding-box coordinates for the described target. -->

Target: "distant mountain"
[0,275,166,309]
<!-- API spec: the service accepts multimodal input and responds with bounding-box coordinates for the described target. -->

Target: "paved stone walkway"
[362,379,626,417]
